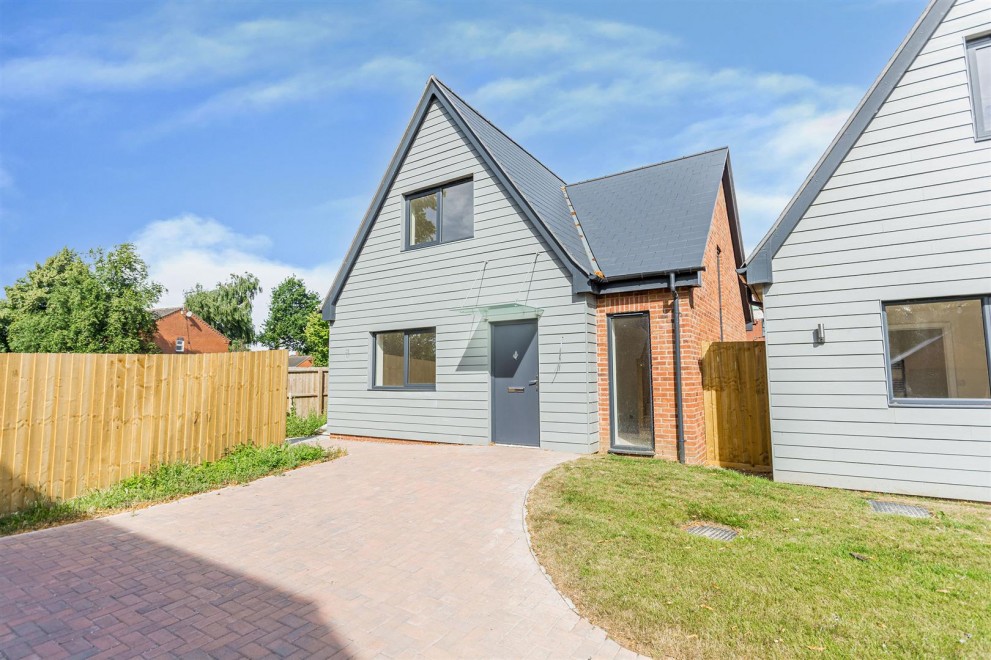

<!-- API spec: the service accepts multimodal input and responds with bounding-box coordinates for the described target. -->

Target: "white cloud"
[0,11,350,99]
[418,13,865,252]
[6,4,875,261]
[673,100,857,250]
[175,56,423,126]
[133,214,339,333]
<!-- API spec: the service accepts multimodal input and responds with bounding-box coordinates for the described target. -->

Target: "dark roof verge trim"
[717,155,754,324]
[743,0,955,285]
[321,78,590,321]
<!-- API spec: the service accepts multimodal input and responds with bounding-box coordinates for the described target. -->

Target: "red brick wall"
[693,181,749,345]
[152,312,229,354]
[747,318,766,341]
[595,182,748,463]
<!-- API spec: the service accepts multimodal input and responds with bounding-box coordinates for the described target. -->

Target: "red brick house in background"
[289,355,314,368]
[151,307,229,354]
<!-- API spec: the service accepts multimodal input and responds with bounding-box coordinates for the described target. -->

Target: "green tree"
[1,244,163,353]
[184,272,261,349]
[0,300,12,352]
[303,310,329,367]
[259,276,320,352]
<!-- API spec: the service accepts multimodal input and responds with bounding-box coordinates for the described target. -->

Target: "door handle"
[529,378,538,386]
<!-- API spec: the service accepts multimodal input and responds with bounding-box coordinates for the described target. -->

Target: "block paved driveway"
[0,440,644,659]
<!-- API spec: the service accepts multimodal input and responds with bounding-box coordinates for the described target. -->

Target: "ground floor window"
[883,297,991,404]
[608,313,654,453]
[372,328,436,389]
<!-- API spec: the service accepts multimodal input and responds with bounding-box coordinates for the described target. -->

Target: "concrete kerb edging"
[521,465,578,612]
[520,455,639,656]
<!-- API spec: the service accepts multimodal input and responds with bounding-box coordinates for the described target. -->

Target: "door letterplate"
[507,386,525,393]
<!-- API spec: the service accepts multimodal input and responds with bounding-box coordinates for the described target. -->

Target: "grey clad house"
[744,0,991,501]
[321,77,751,458]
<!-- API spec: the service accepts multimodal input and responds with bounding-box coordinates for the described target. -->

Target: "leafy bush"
[286,409,326,438]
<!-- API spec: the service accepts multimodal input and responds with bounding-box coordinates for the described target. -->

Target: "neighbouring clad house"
[744,0,991,502]
[321,77,751,461]
[151,307,230,354]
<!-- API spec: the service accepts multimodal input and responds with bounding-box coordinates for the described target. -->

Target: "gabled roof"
[321,77,747,320]
[150,307,182,320]
[743,0,955,285]
[565,148,733,278]
[321,77,594,321]
[433,80,593,273]
[149,307,230,344]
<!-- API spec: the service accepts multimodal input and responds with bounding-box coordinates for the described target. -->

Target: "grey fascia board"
[321,79,594,320]
[745,250,773,286]
[742,0,954,285]
[594,270,702,294]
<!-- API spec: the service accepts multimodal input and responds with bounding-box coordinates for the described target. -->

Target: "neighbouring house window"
[373,329,436,388]
[406,179,473,248]
[966,35,991,140]
[883,297,991,404]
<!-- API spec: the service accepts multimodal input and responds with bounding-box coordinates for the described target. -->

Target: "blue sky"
[0,0,928,325]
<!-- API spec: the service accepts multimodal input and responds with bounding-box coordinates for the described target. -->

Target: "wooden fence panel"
[0,351,288,515]
[702,341,772,473]
[287,367,328,418]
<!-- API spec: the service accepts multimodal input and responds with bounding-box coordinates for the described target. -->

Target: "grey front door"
[491,320,540,447]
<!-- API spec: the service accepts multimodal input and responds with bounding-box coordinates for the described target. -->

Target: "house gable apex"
[321,78,592,321]
[743,0,956,285]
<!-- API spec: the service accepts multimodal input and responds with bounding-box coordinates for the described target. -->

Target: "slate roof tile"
[564,148,728,278]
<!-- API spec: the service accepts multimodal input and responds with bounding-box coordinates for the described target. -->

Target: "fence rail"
[701,341,772,473]
[287,367,328,417]
[0,351,288,515]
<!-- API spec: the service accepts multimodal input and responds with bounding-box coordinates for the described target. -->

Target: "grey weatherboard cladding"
[322,76,749,320]
[321,77,594,321]
[433,80,593,274]
[743,0,956,284]
[565,148,729,277]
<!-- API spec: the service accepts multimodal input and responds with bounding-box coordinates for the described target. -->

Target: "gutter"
[670,272,686,464]
[590,268,703,295]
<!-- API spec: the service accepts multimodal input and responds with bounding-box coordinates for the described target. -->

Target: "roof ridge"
[184,310,231,345]
[567,146,729,187]
[431,76,566,185]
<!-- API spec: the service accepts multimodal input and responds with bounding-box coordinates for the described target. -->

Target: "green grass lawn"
[526,455,991,659]
[0,442,343,537]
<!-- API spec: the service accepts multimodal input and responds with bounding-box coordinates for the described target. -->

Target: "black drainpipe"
[716,246,724,342]
[669,272,686,464]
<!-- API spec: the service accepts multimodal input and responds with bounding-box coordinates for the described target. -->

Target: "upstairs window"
[406,179,473,248]
[966,35,991,140]
[883,297,991,405]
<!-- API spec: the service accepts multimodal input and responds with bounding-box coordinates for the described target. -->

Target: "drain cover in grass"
[868,500,930,518]
[685,524,737,541]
